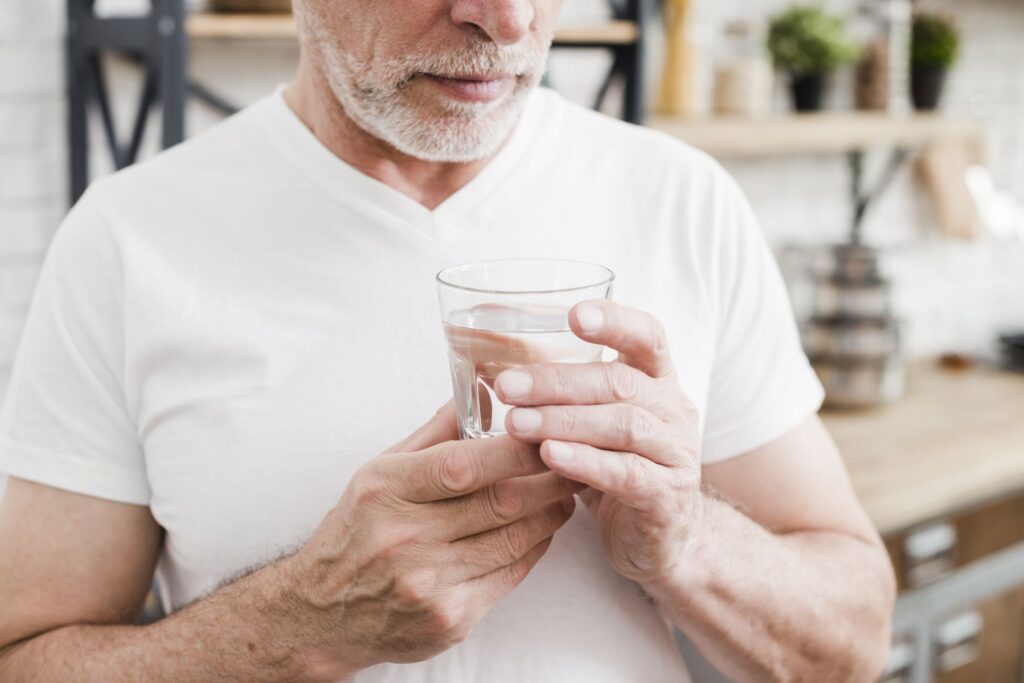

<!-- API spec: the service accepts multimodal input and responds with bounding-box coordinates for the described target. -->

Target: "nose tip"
[452,0,536,46]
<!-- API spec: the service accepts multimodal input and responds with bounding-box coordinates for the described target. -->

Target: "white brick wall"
[0,0,63,498]
[0,0,62,381]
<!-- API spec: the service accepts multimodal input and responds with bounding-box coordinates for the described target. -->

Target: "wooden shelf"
[186,12,638,45]
[187,12,296,39]
[649,112,984,158]
[551,20,639,45]
[823,362,1024,537]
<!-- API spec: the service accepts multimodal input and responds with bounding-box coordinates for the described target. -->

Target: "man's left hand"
[494,301,703,585]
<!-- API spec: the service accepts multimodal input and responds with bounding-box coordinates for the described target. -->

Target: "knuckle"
[499,521,530,560]
[393,571,434,607]
[648,317,670,355]
[678,436,702,468]
[677,395,701,425]
[488,480,526,523]
[551,365,574,399]
[619,407,653,447]
[446,623,472,647]
[503,556,532,587]
[555,407,577,436]
[352,464,391,505]
[433,448,477,496]
[620,454,650,494]
[607,363,641,401]
[428,602,464,637]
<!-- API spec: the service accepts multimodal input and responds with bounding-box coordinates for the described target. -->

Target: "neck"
[284,57,512,210]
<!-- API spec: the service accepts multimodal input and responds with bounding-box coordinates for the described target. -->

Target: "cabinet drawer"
[885,494,1024,592]
[933,586,1024,683]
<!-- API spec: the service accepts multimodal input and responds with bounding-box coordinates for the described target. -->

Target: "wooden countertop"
[823,362,1024,537]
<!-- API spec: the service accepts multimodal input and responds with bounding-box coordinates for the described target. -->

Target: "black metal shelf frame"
[65,0,651,205]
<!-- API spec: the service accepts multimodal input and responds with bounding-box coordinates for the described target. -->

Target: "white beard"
[301,15,548,163]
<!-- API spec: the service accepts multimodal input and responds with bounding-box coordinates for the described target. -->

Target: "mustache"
[388,39,548,87]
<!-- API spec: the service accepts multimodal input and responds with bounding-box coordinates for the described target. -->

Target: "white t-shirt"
[0,86,823,681]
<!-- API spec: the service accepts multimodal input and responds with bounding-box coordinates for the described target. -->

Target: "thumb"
[384,400,460,453]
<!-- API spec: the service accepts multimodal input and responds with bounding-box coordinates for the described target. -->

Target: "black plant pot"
[790,73,827,112]
[911,65,948,111]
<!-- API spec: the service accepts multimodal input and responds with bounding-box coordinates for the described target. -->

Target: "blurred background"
[1,0,1023,681]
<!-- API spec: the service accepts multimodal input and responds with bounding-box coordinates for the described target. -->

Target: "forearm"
[0,560,354,683]
[644,494,895,683]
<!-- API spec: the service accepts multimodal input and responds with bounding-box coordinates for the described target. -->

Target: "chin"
[379,92,530,163]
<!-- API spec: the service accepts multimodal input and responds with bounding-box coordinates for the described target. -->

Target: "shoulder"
[85,93,282,228]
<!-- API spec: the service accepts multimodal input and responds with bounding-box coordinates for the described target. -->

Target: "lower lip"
[423,75,515,103]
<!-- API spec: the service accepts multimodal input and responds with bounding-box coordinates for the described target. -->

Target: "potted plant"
[911,13,959,110]
[767,5,859,112]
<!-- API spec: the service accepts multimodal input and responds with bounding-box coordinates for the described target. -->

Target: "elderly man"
[0,0,894,681]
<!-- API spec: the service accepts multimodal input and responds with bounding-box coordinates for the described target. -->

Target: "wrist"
[262,554,365,683]
[641,493,712,612]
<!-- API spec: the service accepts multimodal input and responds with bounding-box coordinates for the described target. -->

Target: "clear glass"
[437,259,615,439]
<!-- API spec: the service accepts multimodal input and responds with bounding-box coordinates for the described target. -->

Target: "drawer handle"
[878,640,914,683]
[933,610,983,673]
[904,522,957,587]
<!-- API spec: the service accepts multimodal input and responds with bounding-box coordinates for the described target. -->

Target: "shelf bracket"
[848,146,910,245]
[67,0,187,205]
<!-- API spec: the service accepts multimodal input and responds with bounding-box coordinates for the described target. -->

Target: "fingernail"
[510,408,542,433]
[576,305,604,334]
[497,370,532,399]
[547,441,574,465]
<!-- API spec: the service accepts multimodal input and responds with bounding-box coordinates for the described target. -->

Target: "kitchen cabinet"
[933,586,1024,683]
[881,497,1024,682]
[825,361,1024,683]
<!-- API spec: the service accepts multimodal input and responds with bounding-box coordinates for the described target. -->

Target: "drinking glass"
[436,259,615,439]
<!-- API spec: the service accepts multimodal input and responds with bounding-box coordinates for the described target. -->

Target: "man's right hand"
[275,403,582,679]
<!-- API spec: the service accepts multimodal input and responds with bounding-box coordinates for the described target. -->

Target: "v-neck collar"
[260,84,547,238]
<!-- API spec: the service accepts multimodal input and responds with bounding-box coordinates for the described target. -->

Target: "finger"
[384,401,459,454]
[505,403,686,467]
[539,440,674,510]
[465,533,554,607]
[495,361,675,418]
[445,304,570,377]
[388,435,547,503]
[447,498,575,582]
[569,301,674,378]
[436,471,585,541]
[480,383,493,432]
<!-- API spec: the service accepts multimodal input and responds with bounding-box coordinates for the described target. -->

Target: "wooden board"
[649,112,983,158]
[823,362,1024,537]
[656,0,695,116]
[186,12,639,45]
[917,138,986,240]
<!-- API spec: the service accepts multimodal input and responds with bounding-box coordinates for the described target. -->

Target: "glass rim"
[436,258,616,296]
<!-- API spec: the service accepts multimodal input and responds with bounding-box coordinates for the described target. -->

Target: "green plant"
[767,4,860,76]
[912,13,960,69]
